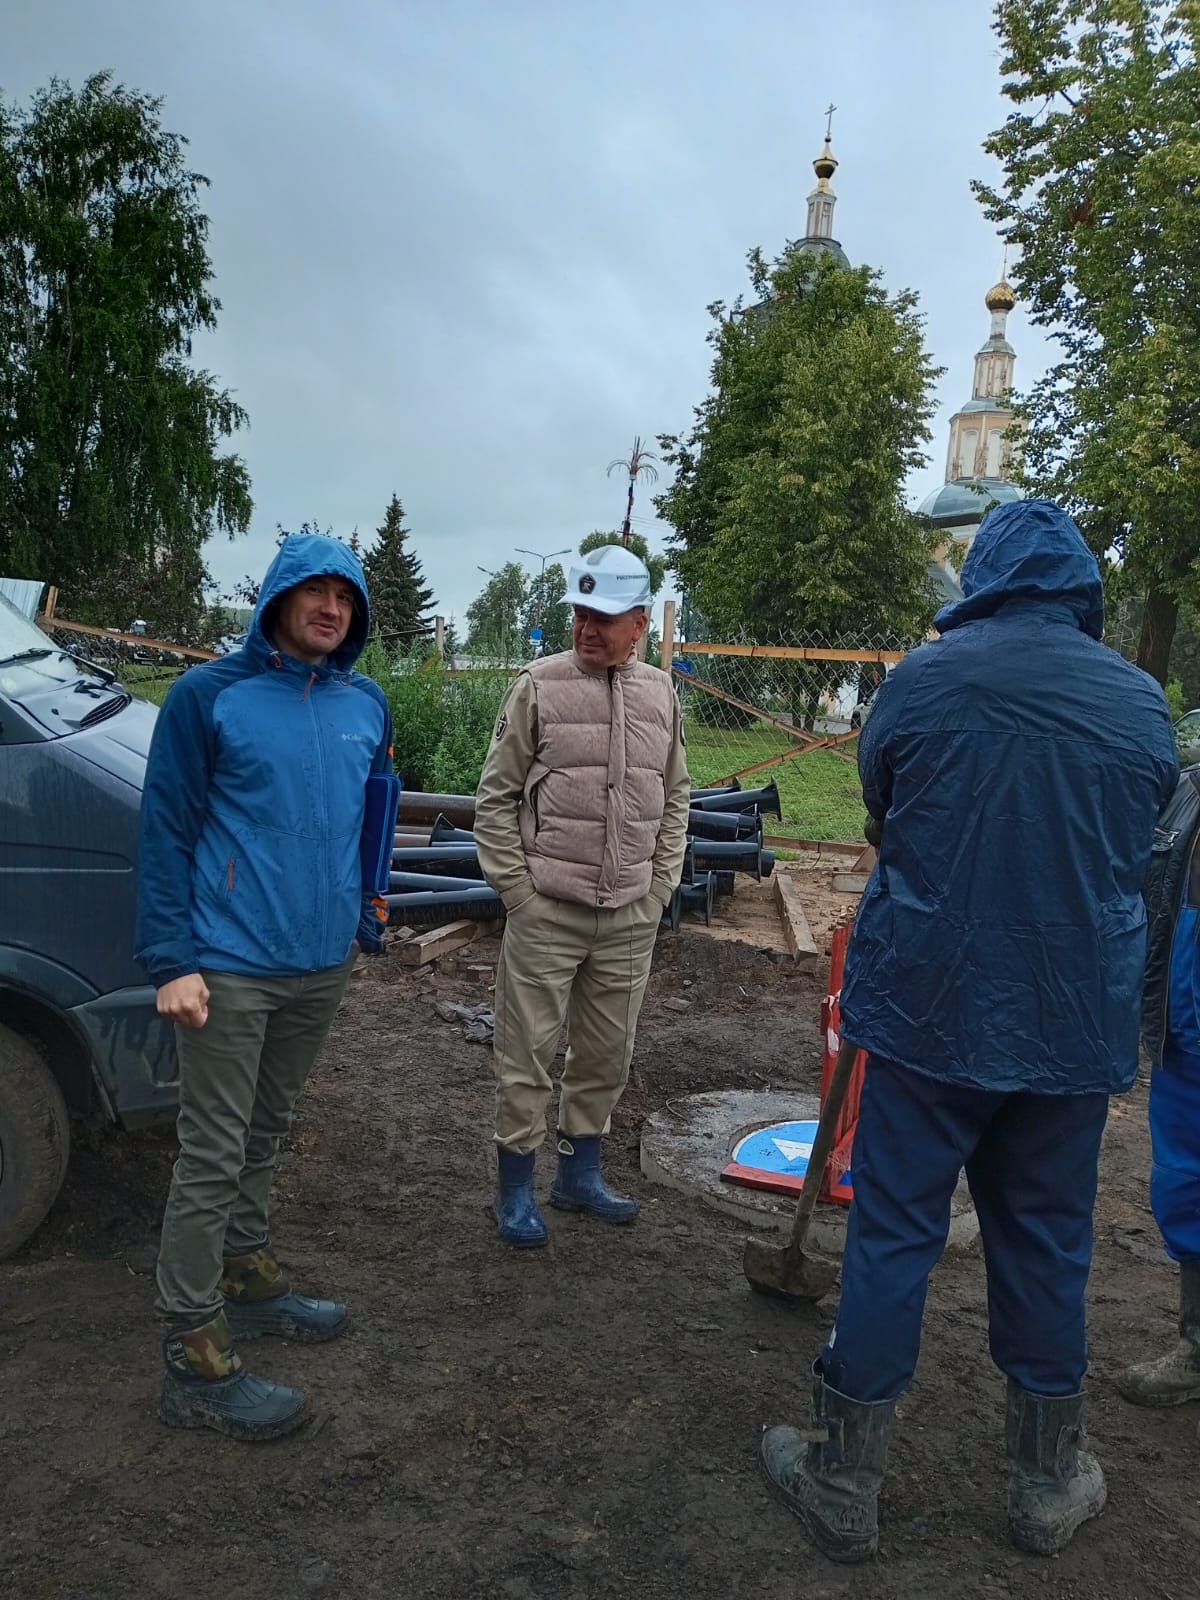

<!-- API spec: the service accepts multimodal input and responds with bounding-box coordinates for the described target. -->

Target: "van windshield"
[0,592,127,724]
[0,590,59,666]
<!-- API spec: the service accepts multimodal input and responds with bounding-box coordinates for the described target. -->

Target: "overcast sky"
[6,0,1047,628]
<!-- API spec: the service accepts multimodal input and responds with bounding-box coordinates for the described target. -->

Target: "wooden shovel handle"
[787,1037,860,1249]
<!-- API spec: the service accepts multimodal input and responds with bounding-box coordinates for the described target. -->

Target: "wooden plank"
[852,844,877,874]
[672,664,819,745]
[764,835,863,857]
[36,615,218,661]
[396,918,486,967]
[774,873,819,965]
[661,600,676,676]
[708,726,860,788]
[832,872,872,895]
[680,641,906,665]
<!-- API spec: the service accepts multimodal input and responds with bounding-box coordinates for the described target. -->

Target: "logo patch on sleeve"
[495,712,508,739]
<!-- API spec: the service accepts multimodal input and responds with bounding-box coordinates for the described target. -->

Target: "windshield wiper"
[0,648,53,668]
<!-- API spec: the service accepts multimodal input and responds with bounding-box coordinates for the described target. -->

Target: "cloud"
[5,0,1046,625]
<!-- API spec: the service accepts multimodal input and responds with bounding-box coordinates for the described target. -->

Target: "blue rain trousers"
[1150,1050,1200,1263]
[820,1058,1109,1403]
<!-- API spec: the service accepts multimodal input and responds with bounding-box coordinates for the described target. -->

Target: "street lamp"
[516,548,571,653]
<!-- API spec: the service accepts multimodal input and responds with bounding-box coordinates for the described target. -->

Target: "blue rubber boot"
[550,1135,639,1224]
[159,1311,309,1441]
[495,1148,548,1248]
[221,1249,348,1343]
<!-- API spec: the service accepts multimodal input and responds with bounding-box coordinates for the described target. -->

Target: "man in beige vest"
[474,544,691,1247]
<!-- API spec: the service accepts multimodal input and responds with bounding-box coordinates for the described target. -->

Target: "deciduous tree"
[974,0,1200,683]
[0,73,251,629]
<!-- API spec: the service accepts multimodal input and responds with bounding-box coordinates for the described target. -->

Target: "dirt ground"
[2,869,1198,1600]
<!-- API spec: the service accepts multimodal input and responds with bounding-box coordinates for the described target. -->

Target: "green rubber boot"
[1117,1259,1200,1406]
[1006,1382,1106,1556]
[759,1365,896,1563]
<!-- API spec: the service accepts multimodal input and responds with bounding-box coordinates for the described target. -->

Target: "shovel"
[742,1037,859,1303]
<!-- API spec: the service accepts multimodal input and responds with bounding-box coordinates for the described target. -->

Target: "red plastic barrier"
[819,923,869,1205]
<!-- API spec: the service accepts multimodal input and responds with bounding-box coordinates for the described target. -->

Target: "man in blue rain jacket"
[1118,766,1200,1414]
[136,534,393,1442]
[760,501,1177,1562]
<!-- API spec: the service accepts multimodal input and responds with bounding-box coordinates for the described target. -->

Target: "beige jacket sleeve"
[650,691,691,908]
[474,671,539,911]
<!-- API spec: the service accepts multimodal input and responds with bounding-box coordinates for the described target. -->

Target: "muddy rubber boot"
[221,1247,348,1343]
[159,1310,309,1441]
[549,1135,638,1223]
[1117,1258,1200,1406]
[495,1148,548,1248]
[1006,1381,1107,1556]
[759,1364,896,1563]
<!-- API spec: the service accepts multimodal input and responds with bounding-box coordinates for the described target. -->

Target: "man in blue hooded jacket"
[136,535,394,1441]
[760,501,1177,1561]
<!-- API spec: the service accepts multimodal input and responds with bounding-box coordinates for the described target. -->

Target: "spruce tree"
[363,493,434,640]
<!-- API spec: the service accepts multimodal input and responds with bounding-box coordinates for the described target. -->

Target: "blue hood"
[934,499,1105,641]
[249,535,371,670]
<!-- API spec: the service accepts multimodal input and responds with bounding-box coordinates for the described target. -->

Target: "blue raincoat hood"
[934,499,1105,642]
[249,535,371,670]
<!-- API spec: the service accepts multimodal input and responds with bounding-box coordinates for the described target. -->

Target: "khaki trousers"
[156,958,354,1326]
[493,891,660,1154]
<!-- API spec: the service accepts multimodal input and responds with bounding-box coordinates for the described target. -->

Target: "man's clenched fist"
[157,974,210,1029]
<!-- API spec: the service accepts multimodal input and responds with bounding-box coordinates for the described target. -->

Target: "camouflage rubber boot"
[221,1248,348,1343]
[1117,1258,1200,1406]
[159,1309,309,1441]
[1006,1381,1107,1556]
[759,1364,896,1563]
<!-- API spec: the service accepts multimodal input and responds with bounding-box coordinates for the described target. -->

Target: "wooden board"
[851,844,878,874]
[396,919,486,967]
[832,872,871,895]
[773,872,819,965]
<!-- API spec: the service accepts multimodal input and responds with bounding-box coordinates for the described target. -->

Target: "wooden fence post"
[661,600,676,675]
[435,614,445,657]
[43,586,58,621]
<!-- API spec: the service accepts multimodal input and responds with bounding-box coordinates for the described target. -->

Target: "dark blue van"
[0,592,176,1256]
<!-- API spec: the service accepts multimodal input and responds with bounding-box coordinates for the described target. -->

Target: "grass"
[121,665,180,707]
[683,720,865,841]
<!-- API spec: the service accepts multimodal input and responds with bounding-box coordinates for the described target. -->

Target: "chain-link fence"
[35,609,902,841]
[40,619,213,705]
[668,628,912,842]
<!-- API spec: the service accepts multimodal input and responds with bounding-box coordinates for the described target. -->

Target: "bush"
[361,640,513,793]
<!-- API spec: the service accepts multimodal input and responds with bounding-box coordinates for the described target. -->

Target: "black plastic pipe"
[430,815,477,845]
[685,839,776,881]
[397,791,476,828]
[389,871,489,893]
[690,781,742,799]
[685,808,762,842]
[688,780,781,820]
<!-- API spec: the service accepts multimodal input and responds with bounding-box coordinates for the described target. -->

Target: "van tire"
[0,1024,70,1259]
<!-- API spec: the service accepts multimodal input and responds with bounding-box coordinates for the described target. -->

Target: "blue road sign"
[530,627,543,642]
[726,1119,853,1201]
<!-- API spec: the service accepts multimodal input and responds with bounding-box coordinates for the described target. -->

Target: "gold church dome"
[986,277,1016,312]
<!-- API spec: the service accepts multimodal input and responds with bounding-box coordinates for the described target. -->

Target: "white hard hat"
[566,544,652,616]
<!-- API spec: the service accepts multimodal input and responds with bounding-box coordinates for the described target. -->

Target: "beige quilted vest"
[518,652,675,908]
